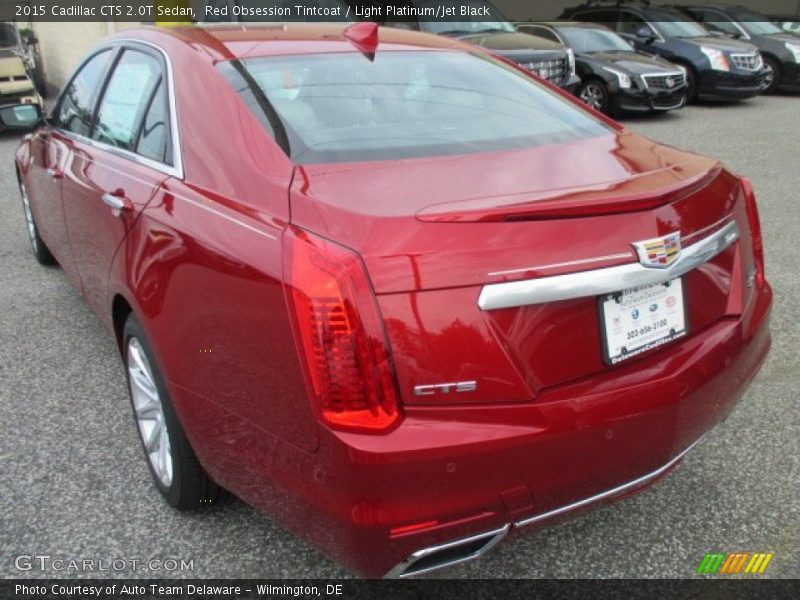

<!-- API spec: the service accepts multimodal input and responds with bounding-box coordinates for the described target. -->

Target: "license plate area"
[599,279,688,365]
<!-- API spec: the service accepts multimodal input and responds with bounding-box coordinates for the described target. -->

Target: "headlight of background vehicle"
[786,43,800,62]
[700,46,730,71]
[602,66,631,89]
[566,48,576,77]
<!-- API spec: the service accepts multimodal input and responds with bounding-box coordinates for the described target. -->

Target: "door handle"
[47,168,63,179]
[102,192,133,216]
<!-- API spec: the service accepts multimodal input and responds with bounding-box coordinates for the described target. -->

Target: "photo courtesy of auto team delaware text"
[0,0,798,593]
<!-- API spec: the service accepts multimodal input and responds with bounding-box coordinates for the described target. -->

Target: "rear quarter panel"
[107,32,320,463]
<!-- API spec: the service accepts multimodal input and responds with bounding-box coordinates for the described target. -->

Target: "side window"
[92,49,161,152]
[56,50,113,136]
[528,27,561,44]
[136,80,171,164]
[695,11,741,36]
[572,9,617,25]
[619,12,654,36]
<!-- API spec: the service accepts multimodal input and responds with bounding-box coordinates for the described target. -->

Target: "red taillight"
[740,177,766,289]
[282,226,401,433]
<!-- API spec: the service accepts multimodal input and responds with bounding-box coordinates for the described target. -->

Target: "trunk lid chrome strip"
[478,220,739,310]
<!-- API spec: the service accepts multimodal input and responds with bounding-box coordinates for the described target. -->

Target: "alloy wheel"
[763,63,775,92]
[19,182,38,253]
[580,83,606,112]
[127,337,173,488]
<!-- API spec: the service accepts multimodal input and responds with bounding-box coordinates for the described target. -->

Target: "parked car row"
[372,0,800,116]
[518,21,689,114]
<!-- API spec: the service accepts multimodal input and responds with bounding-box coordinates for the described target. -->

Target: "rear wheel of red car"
[578,79,610,114]
[19,179,56,266]
[762,57,781,94]
[123,314,221,510]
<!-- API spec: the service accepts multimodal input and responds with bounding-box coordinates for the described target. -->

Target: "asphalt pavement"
[1,95,798,579]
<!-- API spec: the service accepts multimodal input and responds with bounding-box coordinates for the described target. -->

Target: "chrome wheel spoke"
[127,337,173,487]
[581,85,604,110]
[20,184,38,250]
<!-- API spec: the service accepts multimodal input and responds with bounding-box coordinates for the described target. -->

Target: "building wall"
[33,22,143,93]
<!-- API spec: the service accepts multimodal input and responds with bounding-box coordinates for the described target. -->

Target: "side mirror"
[636,26,655,42]
[0,103,42,130]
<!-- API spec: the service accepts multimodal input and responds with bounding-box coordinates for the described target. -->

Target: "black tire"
[123,314,222,510]
[762,56,781,95]
[19,178,56,266]
[578,79,611,114]
[684,66,699,103]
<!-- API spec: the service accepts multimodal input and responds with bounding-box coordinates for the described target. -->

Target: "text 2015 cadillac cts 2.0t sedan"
[15,23,771,577]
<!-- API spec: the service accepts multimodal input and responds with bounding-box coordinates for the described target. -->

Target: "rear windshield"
[219,50,609,164]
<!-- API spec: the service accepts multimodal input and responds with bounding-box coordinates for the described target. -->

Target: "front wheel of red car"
[123,315,221,510]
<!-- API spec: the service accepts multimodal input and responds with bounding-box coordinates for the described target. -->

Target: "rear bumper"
[180,280,772,578]
[306,282,772,577]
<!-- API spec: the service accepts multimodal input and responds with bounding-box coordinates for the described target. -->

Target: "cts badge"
[632,232,682,268]
[413,381,477,397]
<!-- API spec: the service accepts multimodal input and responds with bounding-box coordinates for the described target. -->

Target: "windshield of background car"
[220,50,610,164]
[420,0,515,35]
[729,11,783,35]
[0,23,18,48]
[560,27,634,53]
[649,13,710,38]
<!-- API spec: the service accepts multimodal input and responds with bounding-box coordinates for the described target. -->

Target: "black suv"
[674,4,800,93]
[560,2,768,101]
[379,0,581,91]
[519,22,688,115]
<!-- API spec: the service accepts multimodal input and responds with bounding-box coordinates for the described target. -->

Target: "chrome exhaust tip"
[385,524,509,578]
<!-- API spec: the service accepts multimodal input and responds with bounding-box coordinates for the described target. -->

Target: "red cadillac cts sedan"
[15,23,771,577]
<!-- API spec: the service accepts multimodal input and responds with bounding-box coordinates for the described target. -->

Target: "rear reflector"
[390,520,440,537]
[283,226,401,433]
[740,177,766,289]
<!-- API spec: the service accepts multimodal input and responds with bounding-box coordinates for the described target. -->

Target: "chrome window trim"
[478,220,739,311]
[53,38,184,180]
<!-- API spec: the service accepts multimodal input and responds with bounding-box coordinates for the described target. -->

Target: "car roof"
[532,21,613,31]
[114,23,470,62]
[570,3,687,17]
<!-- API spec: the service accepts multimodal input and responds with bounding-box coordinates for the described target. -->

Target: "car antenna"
[344,22,379,62]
